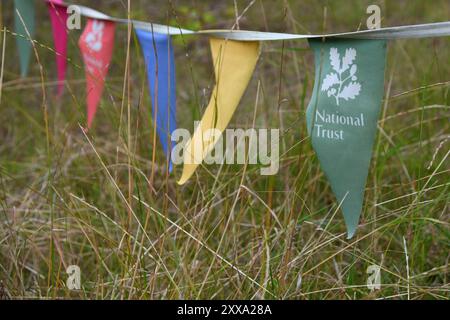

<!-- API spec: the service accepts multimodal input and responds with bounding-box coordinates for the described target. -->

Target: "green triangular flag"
[306,38,387,238]
[14,0,35,77]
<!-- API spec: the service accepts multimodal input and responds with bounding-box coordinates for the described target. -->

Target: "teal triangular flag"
[306,38,387,238]
[14,0,36,77]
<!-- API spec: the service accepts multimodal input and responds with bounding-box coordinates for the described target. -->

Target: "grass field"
[0,0,449,299]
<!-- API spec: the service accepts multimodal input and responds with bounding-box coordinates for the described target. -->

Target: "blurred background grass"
[0,0,448,299]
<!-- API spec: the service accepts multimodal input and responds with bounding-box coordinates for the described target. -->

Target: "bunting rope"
[62,1,450,40]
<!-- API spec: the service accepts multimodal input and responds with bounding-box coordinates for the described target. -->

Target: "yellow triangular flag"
[177,38,260,185]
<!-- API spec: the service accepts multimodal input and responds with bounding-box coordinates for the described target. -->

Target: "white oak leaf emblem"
[321,47,361,105]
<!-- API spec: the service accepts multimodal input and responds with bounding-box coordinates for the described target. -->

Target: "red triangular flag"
[79,19,115,128]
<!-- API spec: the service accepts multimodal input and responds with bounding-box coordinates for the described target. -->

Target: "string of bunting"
[9,0,450,238]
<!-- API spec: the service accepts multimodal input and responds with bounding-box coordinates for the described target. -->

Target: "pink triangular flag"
[79,19,115,129]
[47,0,68,96]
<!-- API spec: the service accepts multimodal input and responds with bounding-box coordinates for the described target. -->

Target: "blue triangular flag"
[135,28,177,172]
